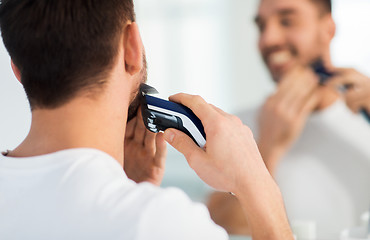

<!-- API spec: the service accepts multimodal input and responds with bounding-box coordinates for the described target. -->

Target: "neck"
[321,48,334,70]
[315,51,341,110]
[10,90,129,167]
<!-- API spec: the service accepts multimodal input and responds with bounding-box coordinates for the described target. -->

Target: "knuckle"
[207,118,224,135]
[284,112,295,123]
[231,115,242,125]
[193,95,204,103]
[274,103,286,117]
[185,152,194,165]
[185,152,198,169]
[243,125,253,136]
[214,118,225,131]
[192,95,206,109]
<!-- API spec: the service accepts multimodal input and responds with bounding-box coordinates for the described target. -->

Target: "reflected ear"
[124,22,143,76]
[322,14,336,42]
[11,60,22,84]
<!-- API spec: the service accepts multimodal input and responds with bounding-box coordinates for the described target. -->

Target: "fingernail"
[164,130,175,143]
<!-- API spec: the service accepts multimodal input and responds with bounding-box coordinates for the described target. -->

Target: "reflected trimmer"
[311,59,370,123]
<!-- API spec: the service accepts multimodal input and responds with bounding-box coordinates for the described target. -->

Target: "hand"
[207,192,250,236]
[327,68,370,113]
[163,94,265,194]
[124,108,167,186]
[163,94,293,240]
[257,67,321,174]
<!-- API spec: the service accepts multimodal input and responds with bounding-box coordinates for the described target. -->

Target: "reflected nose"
[259,22,285,52]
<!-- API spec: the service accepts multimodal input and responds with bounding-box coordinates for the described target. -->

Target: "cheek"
[258,39,262,50]
[287,29,322,62]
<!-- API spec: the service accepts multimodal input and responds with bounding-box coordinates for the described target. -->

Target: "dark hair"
[0,0,135,109]
[311,0,332,14]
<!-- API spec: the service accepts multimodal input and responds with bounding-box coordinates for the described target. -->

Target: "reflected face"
[127,53,147,122]
[256,0,328,82]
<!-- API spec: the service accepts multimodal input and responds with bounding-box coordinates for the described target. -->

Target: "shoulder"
[95,183,227,240]
[59,149,227,239]
[133,186,228,240]
[64,152,227,240]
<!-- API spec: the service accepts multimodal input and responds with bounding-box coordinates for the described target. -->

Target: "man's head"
[0,0,146,112]
[255,0,335,82]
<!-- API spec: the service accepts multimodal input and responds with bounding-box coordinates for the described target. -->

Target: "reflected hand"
[124,108,167,186]
[257,67,321,174]
[327,68,370,113]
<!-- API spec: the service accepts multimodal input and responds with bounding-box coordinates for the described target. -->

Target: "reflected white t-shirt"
[0,148,227,240]
[238,100,370,239]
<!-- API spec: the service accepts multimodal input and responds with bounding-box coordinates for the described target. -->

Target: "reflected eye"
[256,21,266,33]
[281,18,293,27]
[257,23,265,33]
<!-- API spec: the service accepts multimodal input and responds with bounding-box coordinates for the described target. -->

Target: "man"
[0,0,293,239]
[208,0,370,239]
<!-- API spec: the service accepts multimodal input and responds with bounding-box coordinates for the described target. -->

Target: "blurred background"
[0,0,370,203]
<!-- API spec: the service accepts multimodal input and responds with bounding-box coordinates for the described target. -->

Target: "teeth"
[269,51,292,65]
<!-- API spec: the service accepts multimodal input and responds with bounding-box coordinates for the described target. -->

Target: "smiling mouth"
[267,51,293,68]
[262,50,296,82]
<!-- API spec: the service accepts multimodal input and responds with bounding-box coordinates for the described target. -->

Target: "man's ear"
[322,14,336,42]
[11,60,22,83]
[124,22,143,76]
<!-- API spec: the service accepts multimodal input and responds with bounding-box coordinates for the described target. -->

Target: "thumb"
[164,129,204,161]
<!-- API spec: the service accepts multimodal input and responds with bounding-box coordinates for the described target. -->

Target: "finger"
[331,67,357,78]
[169,93,219,126]
[277,67,300,91]
[325,75,346,86]
[210,104,241,124]
[276,69,318,116]
[347,100,362,113]
[144,130,157,152]
[325,75,356,91]
[277,67,318,97]
[363,101,370,113]
[210,104,229,117]
[298,90,321,119]
[133,108,147,144]
[154,132,168,168]
[346,97,369,113]
[345,88,368,104]
[164,128,205,163]
[125,117,137,139]
[362,96,370,112]
[278,66,317,91]
[332,67,354,76]
[328,68,366,88]
[288,83,319,115]
[284,81,317,114]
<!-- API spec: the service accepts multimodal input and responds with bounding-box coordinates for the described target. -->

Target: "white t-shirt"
[238,100,370,239]
[0,148,227,240]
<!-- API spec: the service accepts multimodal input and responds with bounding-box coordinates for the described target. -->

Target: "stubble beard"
[127,53,148,122]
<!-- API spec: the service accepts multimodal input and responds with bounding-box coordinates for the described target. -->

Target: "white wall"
[331,0,370,76]
[135,0,273,113]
